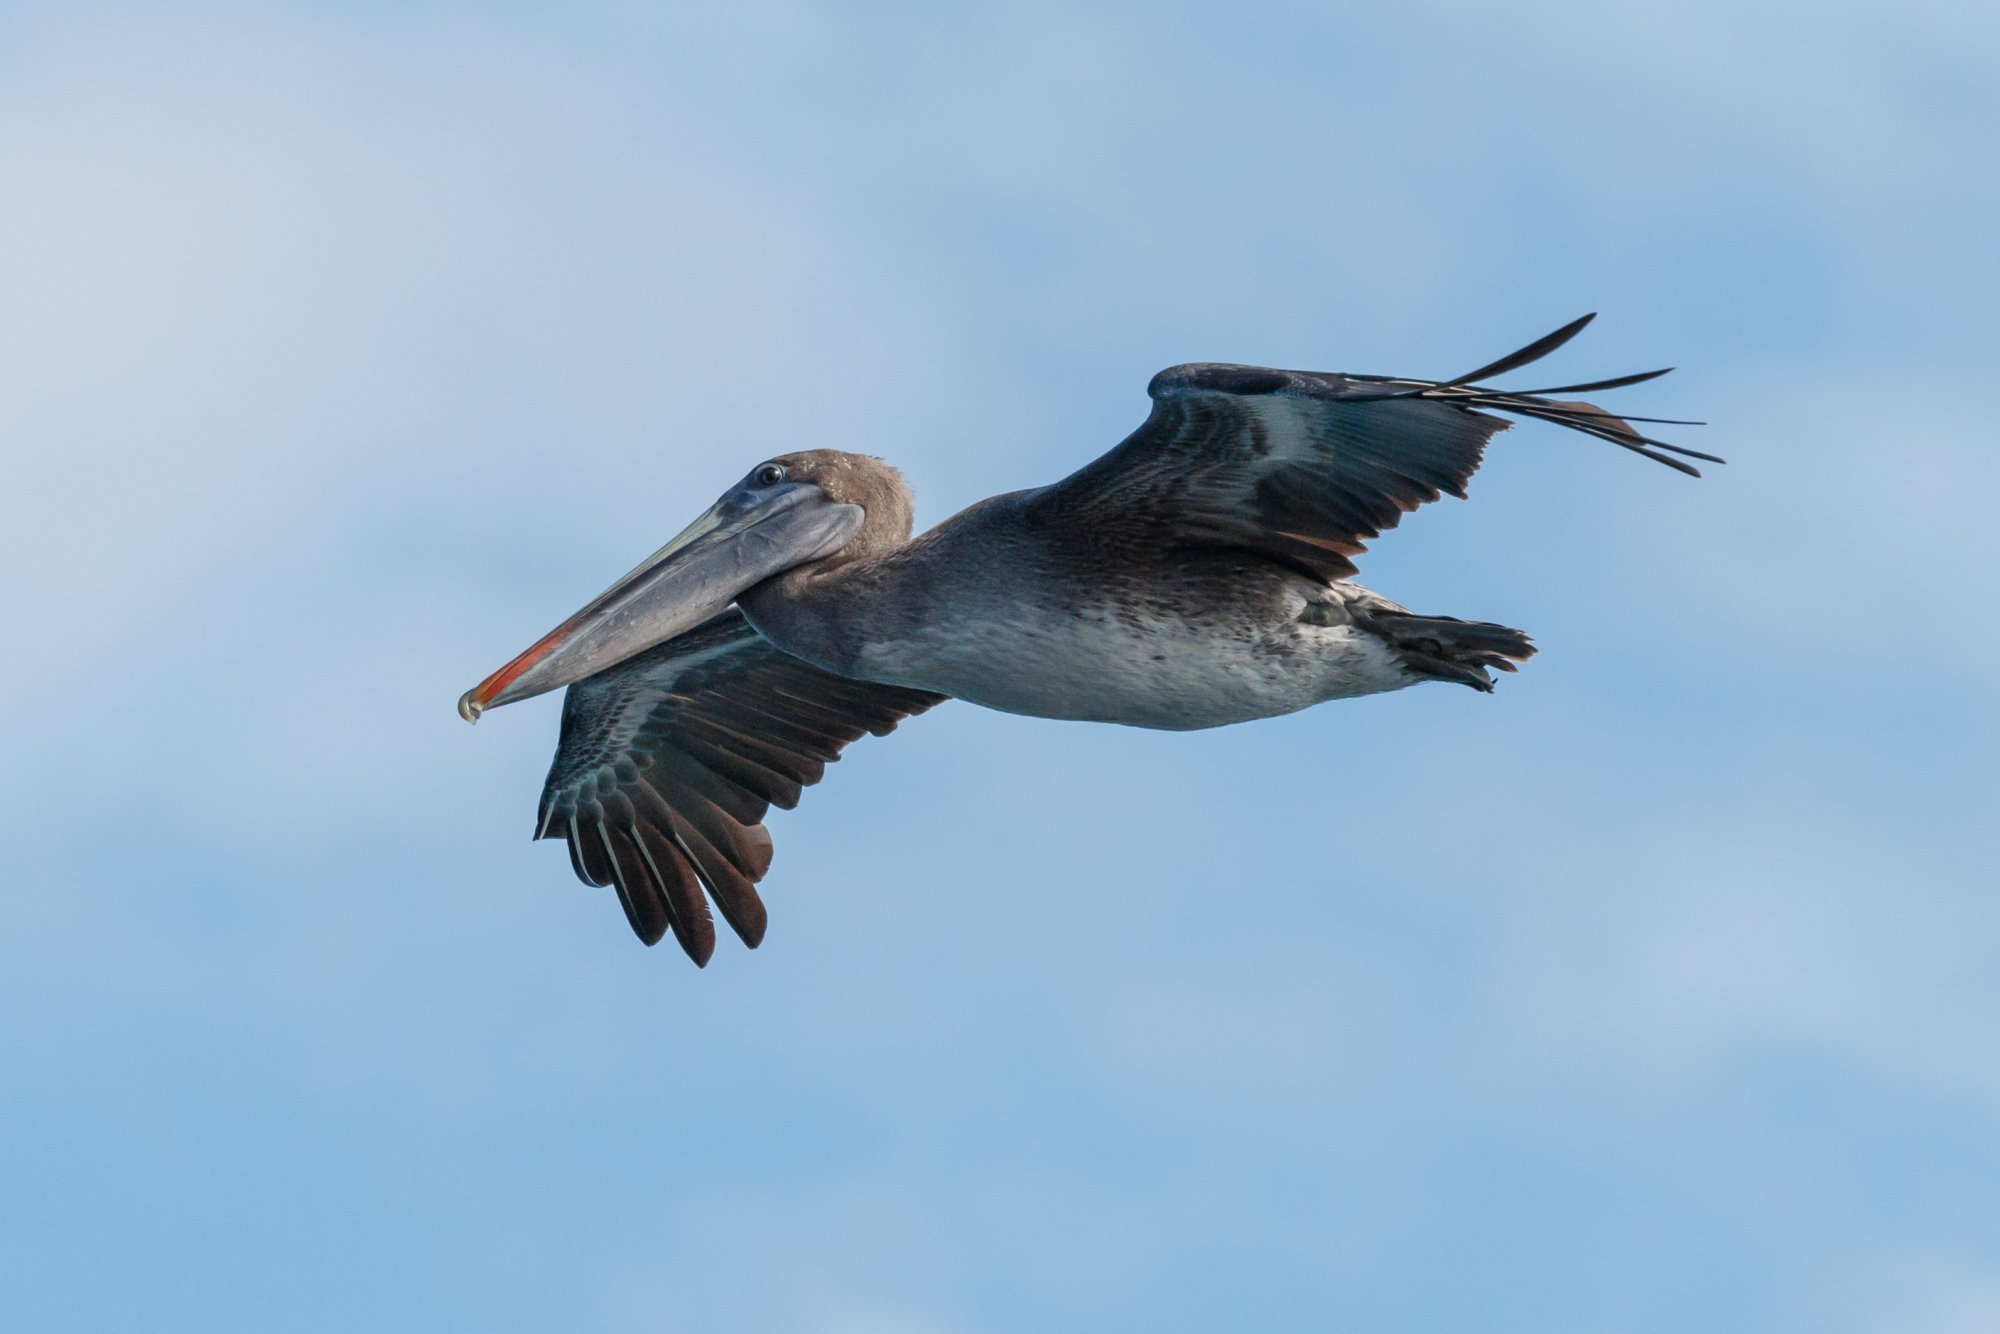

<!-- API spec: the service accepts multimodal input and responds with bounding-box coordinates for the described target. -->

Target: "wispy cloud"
[2,2,1996,1332]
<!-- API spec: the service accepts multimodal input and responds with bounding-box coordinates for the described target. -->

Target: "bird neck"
[738,555,897,679]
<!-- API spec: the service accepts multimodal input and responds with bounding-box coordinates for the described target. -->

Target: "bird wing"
[1032,314,1715,581]
[536,607,948,965]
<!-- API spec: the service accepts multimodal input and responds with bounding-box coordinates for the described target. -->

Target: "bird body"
[460,315,1715,963]
[741,498,1416,730]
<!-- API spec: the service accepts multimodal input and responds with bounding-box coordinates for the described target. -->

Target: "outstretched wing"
[537,608,948,965]
[1035,313,1716,582]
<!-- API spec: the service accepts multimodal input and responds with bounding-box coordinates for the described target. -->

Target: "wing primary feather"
[570,814,614,886]
[628,826,717,965]
[675,714,826,788]
[598,823,671,948]
[1503,367,1675,395]
[652,817,724,963]
[1497,400,1721,468]
[635,777,772,884]
[662,803,768,922]
[1562,412,1708,427]
[564,817,595,884]
[1444,313,1596,386]
[1500,400,1723,460]
[1417,389,1723,469]
[755,682,894,731]
[673,732,807,809]
[1502,405,1704,474]
[642,750,767,824]
[686,696,851,757]
[1446,383,1712,431]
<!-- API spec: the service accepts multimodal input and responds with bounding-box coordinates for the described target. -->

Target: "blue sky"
[2,2,1996,1330]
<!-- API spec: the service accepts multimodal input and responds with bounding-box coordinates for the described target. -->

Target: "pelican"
[460,314,1714,964]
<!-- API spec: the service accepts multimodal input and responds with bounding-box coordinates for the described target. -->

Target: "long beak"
[458,485,861,721]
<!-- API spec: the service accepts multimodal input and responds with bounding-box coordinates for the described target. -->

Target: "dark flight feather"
[1444,311,1597,385]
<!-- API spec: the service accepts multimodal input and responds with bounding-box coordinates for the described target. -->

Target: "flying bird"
[459,314,1714,964]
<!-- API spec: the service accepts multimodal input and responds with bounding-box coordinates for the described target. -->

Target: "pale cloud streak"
[1,3,1996,1332]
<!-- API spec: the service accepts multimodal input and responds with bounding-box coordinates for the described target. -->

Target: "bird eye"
[755,463,786,487]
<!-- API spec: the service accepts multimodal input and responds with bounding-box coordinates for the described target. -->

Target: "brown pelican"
[460,314,1713,964]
